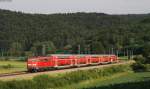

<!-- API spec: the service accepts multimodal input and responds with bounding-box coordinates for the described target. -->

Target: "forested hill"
[0,9,150,56]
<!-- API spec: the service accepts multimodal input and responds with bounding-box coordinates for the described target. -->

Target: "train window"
[30,59,39,62]
[42,59,49,62]
[91,57,98,58]
[57,56,69,59]
[39,59,48,62]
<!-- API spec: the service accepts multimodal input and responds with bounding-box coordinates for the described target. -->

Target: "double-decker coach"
[27,54,118,72]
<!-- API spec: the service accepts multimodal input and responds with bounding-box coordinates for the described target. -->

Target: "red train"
[27,54,118,72]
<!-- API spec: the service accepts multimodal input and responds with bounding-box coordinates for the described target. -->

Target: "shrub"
[131,63,147,72]
[145,64,150,71]
[132,55,150,72]
[133,55,146,64]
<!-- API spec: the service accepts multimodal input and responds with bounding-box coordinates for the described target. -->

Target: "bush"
[131,63,147,72]
[133,55,146,64]
[145,57,150,63]
[132,55,150,72]
[145,64,150,71]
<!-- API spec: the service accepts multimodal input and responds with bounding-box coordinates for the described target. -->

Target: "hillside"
[0,9,150,56]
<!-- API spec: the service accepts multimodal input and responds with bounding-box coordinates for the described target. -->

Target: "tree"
[142,43,150,63]
[1,9,150,56]
[91,41,105,54]
[9,42,23,56]
[31,41,56,56]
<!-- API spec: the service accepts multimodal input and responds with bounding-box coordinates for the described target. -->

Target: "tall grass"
[0,64,132,89]
[85,80,150,89]
[0,64,14,69]
[0,61,26,74]
[33,64,131,88]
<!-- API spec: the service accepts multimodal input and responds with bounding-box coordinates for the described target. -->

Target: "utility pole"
[42,44,46,56]
[112,47,114,54]
[127,49,129,60]
[117,50,119,57]
[129,50,131,60]
[2,49,3,57]
[131,49,133,59]
[103,50,105,54]
[0,48,1,57]
[78,45,80,54]
[1,48,4,57]
[109,48,110,55]
[88,45,90,54]
[124,48,126,57]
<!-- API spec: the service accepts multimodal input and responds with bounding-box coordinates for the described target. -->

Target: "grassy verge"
[0,61,26,74]
[0,63,132,89]
[84,72,150,89]
[86,80,150,89]
[61,72,150,89]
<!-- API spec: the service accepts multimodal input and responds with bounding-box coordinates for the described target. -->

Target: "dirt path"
[0,60,134,81]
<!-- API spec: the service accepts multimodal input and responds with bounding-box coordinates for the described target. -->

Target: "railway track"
[0,60,134,80]
[0,71,28,77]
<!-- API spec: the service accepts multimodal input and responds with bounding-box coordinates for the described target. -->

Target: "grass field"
[60,72,150,89]
[0,61,26,74]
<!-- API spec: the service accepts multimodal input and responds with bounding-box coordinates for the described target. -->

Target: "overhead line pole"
[78,45,80,54]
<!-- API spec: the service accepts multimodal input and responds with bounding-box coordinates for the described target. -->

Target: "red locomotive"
[27,54,118,72]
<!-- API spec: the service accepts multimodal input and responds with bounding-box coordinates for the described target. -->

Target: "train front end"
[27,57,40,72]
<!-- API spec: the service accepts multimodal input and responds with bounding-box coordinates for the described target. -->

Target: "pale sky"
[0,0,150,14]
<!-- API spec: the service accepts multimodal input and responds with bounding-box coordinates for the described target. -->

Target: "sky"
[0,0,150,14]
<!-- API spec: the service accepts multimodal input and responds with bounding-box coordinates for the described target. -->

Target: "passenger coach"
[27,54,118,72]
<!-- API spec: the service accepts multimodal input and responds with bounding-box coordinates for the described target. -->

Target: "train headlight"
[32,64,37,66]
[28,64,37,66]
[28,64,31,66]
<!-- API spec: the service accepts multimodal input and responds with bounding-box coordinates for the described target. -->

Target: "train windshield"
[40,58,49,62]
[29,59,40,62]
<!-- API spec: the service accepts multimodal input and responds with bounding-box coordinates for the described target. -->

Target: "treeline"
[0,9,150,57]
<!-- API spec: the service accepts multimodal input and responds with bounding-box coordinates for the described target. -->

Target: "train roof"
[49,54,116,57]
